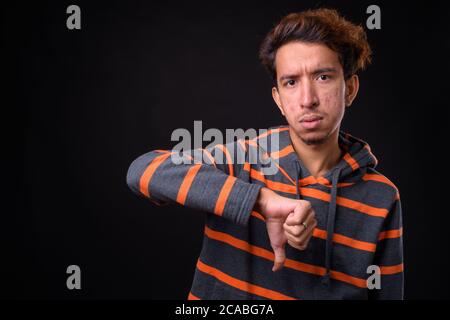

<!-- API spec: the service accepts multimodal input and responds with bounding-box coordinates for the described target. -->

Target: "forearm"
[127,148,263,225]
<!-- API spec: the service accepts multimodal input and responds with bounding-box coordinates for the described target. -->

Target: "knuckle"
[293,227,302,237]
[301,200,312,211]
[293,215,302,225]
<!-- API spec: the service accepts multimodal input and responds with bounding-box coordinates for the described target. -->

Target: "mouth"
[299,115,323,130]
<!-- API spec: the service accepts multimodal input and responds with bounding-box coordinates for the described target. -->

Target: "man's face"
[272,41,357,146]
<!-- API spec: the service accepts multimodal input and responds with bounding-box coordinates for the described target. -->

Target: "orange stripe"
[299,176,318,186]
[300,188,389,218]
[250,169,388,217]
[245,139,259,148]
[362,174,398,190]
[380,263,404,275]
[176,164,202,205]
[237,141,251,173]
[214,176,236,216]
[244,139,295,185]
[362,173,400,199]
[274,162,296,185]
[245,146,355,191]
[299,176,354,188]
[188,292,200,300]
[249,168,266,183]
[201,149,216,167]
[204,225,367,289]
[343,152,359,171]
[246,165,388,217]
[316,177,354,188]
[336,195,388,218]
[311,228,326,239]
[245,163,296,189]
[139,152,173,197]
[336,182,354,187]
[251,170,296,194]
[378,228,403,240]
[196,259,296,300]
[183,153,193,161]
[252,211,376,252]
[244,145,272,164]
[313,228,376,252]
[330,270,367,288]
[205,225,322,277]
[215,144,234,176]
[244,140,271,165]
[270,145,294,159]
[251,210,265,221]
[283,260,328,280]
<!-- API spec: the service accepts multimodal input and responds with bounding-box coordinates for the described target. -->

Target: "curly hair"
[259,8,372,84]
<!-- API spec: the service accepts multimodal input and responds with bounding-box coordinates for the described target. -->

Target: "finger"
[283,211,316,237]
[285,201,312,226]
[283,223,303,237]
[284,218,317,248]
[303,207,316,224]
[303,211,317,231]
[287,239,307,251]
[299,219,317,247]
[301,231,314,248]
[286,202,310,226]
[294,217,318,244]
[271,244,286,272]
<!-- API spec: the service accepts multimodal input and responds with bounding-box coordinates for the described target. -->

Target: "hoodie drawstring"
[294,160,342,287]
[294,160,302,201]
[322,167,341,286]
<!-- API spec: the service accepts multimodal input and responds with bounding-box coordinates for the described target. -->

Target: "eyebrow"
[279,67,338,82]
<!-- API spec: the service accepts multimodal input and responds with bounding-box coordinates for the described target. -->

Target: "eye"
[285,79,296,87]
[318,75,330,81]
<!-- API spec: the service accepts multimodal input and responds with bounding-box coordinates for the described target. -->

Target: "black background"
[3,0,450,299]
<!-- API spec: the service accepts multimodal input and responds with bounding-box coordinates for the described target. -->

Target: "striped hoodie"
[126,125,404,300]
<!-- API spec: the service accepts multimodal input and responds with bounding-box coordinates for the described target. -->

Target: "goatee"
[300,135,328,146]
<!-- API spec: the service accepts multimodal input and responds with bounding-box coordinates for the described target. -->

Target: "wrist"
[254,187,273,218]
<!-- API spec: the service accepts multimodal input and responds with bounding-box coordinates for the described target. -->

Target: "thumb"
[271,243,286,272]
[266,218,287,272]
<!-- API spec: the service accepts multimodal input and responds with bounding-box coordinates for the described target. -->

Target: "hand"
[283,202,317,251]
[254,187,317,272]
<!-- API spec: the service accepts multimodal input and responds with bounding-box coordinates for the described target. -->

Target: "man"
[126,8,403,299]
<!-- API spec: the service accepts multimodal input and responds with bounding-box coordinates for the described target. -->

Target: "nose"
[299,80,319,109]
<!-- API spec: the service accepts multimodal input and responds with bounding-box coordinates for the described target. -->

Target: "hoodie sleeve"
[126,140,263,226]
[369,196,404,300]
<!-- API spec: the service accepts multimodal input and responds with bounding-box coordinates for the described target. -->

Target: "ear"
[272,86,285,116]
[345,74,359,107]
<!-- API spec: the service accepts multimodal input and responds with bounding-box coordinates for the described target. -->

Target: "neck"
[289,127,343,178]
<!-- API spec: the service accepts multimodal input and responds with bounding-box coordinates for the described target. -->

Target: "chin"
[295,127,330,146]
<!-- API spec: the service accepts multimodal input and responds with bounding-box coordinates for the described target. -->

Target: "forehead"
[275,41,342,75]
